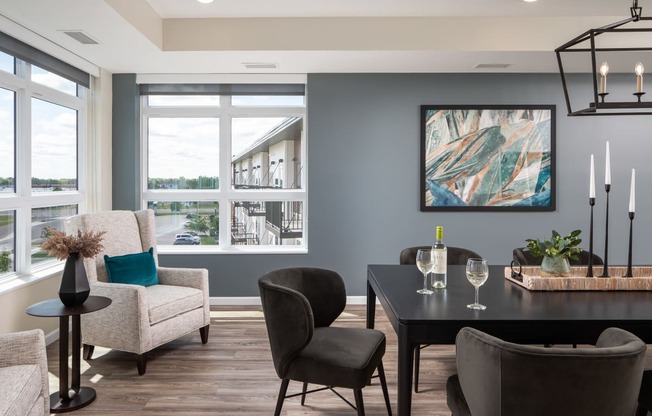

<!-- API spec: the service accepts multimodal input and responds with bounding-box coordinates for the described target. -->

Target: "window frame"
[140,92,307,254]
[0,56,87,284]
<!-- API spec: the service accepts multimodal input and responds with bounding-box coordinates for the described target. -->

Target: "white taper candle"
[605,141,611,185]
[590,154,595,198]
[629,169,636,213]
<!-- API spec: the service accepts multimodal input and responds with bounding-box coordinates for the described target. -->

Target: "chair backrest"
[70,210,159,283]
[455,327,646,416]
[512,247,604,266]
[399,245,481,266]
[258,267,347,378]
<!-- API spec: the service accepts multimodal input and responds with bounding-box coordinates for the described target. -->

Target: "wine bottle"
[431,226,447,289]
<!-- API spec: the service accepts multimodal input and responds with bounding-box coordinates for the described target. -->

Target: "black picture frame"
[420,105,556,212]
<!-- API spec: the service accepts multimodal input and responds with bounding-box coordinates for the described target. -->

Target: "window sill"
[0,263,64,296]
[157,246,308,255]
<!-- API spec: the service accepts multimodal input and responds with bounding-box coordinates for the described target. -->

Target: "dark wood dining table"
[366,264,652,416]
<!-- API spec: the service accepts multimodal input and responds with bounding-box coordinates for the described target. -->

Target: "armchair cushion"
[0,364,43,416]
[104,247,158,287]
[146,284,205,325]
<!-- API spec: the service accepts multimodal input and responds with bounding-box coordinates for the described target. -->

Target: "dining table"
[366,264,652,416]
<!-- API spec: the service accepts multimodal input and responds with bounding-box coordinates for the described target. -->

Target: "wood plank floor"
[45,305,652,415]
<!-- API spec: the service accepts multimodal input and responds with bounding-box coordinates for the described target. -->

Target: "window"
[0,46,88,282]
[141,86,306,251]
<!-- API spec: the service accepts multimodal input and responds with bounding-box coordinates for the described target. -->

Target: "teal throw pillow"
[104,247,158,287]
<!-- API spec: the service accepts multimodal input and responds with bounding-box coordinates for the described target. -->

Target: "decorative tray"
[504,266,652,291]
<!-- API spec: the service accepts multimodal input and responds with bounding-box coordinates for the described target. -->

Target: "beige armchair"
[72,209,210,375]
[0,329,49,416]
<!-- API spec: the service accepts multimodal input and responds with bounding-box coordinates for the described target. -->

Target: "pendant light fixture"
[556,0,652,116]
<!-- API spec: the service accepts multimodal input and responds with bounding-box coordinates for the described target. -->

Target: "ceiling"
[0,0,645,75]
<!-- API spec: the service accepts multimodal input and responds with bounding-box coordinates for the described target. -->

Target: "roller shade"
[0,31,90,88]
[139,83,305,96]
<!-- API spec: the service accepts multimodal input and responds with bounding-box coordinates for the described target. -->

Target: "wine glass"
[466,258,488,310]
[415,249,434,295]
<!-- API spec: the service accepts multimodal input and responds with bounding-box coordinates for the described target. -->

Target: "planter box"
[504,266,652,291]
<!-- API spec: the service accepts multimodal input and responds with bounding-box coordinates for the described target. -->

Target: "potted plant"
[41,227,106,306]
[524,229,582,277]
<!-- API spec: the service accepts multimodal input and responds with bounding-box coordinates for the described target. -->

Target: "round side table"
[27,296,111,413]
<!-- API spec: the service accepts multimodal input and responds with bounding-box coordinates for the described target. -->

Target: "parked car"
[173,237,195,245]
[175,233,200,244]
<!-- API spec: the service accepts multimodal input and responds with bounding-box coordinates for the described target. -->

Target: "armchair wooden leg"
[274,379,290,416]
[354,389,365,416]
[301,382,308,405]
[83,344,94,360]
[377,361,392,416]
[136,354,147,376]
[200,325,210,344]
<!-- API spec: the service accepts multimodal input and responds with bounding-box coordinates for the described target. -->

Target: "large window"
[0,48,88,282]
[141,86,306,251]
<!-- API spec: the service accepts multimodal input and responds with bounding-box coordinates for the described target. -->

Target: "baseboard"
[44,328,60,346]
[209,296,371,306]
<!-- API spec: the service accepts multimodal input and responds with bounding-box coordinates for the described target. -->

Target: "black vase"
[59,253,90,307]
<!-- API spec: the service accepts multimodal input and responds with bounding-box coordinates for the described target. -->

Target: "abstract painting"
[420,105,555,211]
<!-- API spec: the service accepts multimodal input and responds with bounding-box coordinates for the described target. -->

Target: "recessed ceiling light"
[523,0,538,2]
[197,0,214,3]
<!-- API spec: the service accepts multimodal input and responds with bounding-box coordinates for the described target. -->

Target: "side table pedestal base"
[50,387,96,413]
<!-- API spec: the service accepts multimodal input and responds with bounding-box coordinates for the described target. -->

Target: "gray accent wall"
[113,73,652,297]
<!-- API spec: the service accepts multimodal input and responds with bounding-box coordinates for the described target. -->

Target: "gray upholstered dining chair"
[447,327,646,416]
[512,247,603,266]
[399,245,481,393]
[70,209,211,375]
[258,267,392,416]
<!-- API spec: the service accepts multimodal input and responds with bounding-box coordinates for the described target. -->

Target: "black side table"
[27,296,111,413]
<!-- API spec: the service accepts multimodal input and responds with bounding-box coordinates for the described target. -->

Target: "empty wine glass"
[466,258,488,310]
[415,249,434,295]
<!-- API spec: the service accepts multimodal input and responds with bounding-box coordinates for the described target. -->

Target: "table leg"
[397,323,414,416]
[58,316,69,402]
[366,280,376,329]
[50,315,96,413]
[71,315,81,395]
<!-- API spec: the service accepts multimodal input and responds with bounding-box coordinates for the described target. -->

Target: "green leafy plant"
[0,250,11,273]
[524,229,582,260]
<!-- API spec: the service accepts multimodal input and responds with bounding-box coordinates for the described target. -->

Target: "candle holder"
[586,197,595,278]
[634,92,646,103]
[600,184,611,278]
[625,212,635,278]
[598,92,609,103]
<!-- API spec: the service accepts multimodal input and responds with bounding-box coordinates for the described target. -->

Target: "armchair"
[0,329,49,416]
[72,209,210,375]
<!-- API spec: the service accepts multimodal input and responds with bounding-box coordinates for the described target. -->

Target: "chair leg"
[414,345,421,393]
[200,325,210,344]
[301,382,308,405]
[636,404,649,416]
[136,354,147,376]
[377,361,392,416]
[274,379,290,416]
[83,344,94,360]
[354,389,365,416]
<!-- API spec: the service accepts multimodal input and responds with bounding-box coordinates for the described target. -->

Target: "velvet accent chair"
[0,329,49,416]
[258,267,392,416]
[447,327,646,416]
[71,209,210,375]
[399,245,481,393]
[512,247,604,266]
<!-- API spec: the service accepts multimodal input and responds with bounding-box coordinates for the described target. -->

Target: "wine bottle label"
[433,250,447,274]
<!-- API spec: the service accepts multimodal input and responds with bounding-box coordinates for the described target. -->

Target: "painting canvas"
[420,105,555,211]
